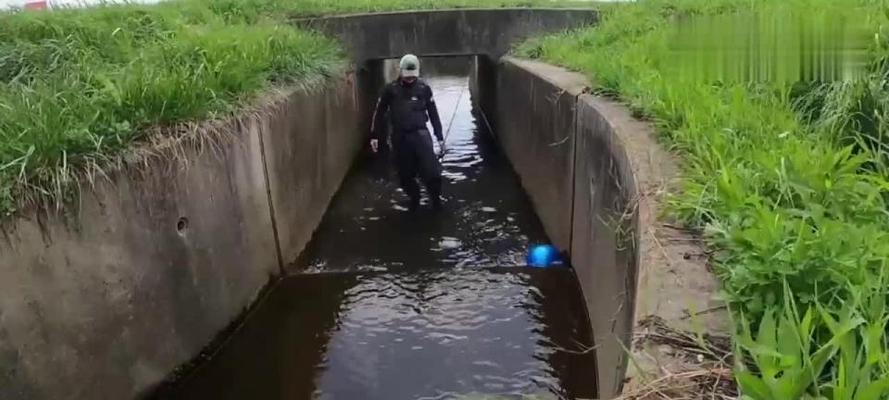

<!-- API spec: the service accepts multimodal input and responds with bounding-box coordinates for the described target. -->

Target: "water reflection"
[299,76,549,271]
[165,268,596,400]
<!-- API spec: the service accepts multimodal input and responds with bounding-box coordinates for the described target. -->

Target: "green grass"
[0,2,346,214]
[0,0,599,215]
[517,0,889,397]
[192,0,600,20]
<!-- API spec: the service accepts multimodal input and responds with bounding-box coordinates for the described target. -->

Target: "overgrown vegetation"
[518,0,889,398]
[0,2,343,214]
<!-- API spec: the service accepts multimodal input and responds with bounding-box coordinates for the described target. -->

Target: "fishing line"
[438,84,466,160]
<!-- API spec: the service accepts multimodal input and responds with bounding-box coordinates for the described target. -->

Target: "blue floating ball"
[527,244,561,268]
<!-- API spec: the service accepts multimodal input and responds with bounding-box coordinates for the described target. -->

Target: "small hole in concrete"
[177,217,189,234]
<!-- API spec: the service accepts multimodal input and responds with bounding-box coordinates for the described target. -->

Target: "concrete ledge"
[493,56,724,398]
[0,75,362,400]
[579,95,728,395]
[297,8,598,63]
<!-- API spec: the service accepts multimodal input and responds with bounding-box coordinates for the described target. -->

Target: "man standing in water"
[370,54,446,211]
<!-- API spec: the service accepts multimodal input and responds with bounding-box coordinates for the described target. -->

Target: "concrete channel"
[0,8,721,400]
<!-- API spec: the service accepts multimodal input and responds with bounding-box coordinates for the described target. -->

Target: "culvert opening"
[156,56,603,400]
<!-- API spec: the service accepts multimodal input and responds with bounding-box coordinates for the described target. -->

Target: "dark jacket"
[371,79,443,142]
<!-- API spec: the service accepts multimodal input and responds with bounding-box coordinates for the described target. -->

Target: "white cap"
[399,54,420,78]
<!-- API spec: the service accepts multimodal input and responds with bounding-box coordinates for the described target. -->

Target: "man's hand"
[437,140,446,158]
[370,138,379,153]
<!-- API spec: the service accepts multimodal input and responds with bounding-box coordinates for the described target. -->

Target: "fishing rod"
[438,85,466,161]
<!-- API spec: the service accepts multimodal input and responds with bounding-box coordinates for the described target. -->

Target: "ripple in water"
[166,268,597,400]
[158,76,597,400]
[296,76,550,271]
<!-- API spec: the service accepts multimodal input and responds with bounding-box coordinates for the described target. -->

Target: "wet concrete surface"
[159,77,598,400]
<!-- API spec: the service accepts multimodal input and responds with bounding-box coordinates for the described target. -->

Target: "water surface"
[159,76,598,400]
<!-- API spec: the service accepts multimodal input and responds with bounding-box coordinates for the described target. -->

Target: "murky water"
[158,77,598,400]
[300,76,551,270]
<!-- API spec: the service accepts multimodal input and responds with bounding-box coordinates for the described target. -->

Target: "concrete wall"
[329,8,597,152]
[493,59,584,253]
[263,78,363,266]
[492,57,722,398]
[469,55,499,134]
[580,95,728,396]
[572,94,638,397]
[0,74,362,400]
[382,56,474,82]
[297,9,598,63]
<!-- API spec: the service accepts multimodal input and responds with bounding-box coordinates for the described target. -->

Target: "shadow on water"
[156,76,598,400]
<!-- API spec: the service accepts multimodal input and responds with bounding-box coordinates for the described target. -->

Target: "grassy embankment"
[0,0,596,217]
[0,2,341,215]
[518,0,889,397]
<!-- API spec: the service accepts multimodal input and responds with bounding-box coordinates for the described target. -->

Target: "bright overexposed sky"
[2,0,621,11]
[1,0,161,10]
[0,0,23,8]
